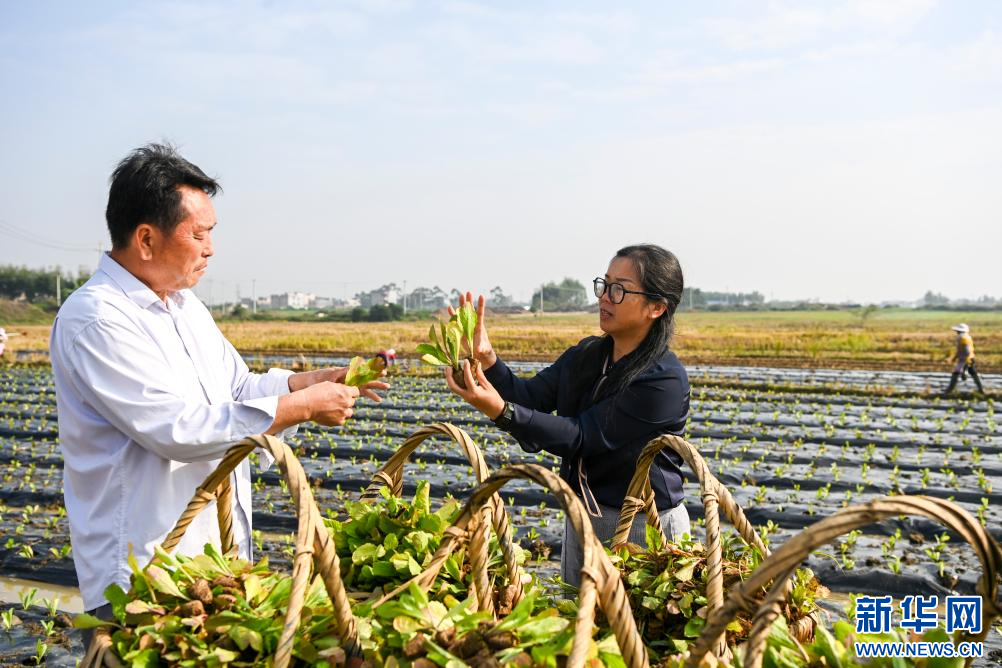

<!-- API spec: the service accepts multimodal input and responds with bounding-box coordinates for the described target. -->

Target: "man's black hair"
[106,143,220,249]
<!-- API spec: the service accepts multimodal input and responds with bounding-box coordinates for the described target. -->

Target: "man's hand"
[288,366,389,402]
[304,381,360,426]
[443,360,505,420]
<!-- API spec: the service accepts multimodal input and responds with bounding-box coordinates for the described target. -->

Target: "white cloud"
[946,29,1002,82]
[705,0,938,52]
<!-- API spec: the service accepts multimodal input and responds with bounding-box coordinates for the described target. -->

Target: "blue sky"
[1,0,1000,304]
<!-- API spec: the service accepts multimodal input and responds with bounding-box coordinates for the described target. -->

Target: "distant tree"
[921,290,950,307]
[351,306,368,322]
[488,285,513,308]
[531,278,587,312]
[368,304,391,321]
[406,286,446,311]
[0,265,88,302]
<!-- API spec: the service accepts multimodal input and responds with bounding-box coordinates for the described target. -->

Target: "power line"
[0,220,98,253]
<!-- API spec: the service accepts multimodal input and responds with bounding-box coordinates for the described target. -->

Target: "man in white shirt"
[50,144,387,640]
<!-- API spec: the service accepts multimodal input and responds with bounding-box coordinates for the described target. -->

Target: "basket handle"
[154,435,360,668]
[376,463,650,668]
[687,495,1002,668]
[613,434,769,658]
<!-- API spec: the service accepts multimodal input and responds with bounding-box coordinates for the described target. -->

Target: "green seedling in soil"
[977,497,989,527]
[33,638,47,665]
[418,302,479,389]
[923,532,950,578]
[42,597,59,617]
[48,544,71,559]
[18,587,38,611]
[1,608,15,632]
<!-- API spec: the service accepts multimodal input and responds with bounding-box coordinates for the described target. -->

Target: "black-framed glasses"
[593,277,664,304]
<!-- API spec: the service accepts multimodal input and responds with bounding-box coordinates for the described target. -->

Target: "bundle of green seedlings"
[74,545,348,666]
[418,302,479,389]
[324,481,526,611]
[608,527,827,665]
[360,583,626,668]
[73,483,534,667]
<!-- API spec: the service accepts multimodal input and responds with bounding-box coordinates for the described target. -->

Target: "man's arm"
[69,319,356,462]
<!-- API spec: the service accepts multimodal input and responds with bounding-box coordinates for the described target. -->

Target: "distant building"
[270,292,315,309]
[357,284,401,308]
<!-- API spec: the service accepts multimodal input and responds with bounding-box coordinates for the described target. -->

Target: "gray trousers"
[560,502,690,586]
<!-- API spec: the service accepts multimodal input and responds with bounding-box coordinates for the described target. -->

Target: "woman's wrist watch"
[492,401,515,431]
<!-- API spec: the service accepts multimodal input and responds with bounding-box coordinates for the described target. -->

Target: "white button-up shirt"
[51,254,293,610]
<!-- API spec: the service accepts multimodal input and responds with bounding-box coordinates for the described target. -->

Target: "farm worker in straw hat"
[944,323,984,394]
[50,143,389,648]
[443,244,691,587]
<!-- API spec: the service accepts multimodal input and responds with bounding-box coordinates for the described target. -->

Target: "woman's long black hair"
[570,244,684,409]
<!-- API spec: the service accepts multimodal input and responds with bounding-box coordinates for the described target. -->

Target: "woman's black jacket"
[483,335,689,512]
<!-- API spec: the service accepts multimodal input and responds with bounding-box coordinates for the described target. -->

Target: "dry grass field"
[6,308,999,371]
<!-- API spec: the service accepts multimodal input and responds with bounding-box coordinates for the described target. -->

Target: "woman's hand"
[448,292,497,370]
[444,360,505,420]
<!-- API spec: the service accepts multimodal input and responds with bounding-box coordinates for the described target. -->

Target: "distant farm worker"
[0,326,7,357]
[50,144,389,647]
[444,244,690,586]
[944,323,984,394]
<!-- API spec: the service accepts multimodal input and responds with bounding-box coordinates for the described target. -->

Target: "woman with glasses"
[444,243,690,585]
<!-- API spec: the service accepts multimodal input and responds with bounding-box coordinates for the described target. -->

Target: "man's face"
[155,186,216,293]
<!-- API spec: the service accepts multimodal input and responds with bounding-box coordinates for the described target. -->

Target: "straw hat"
[951,323,970,334]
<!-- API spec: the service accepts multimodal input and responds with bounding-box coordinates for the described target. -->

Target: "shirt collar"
[98,253,168,311]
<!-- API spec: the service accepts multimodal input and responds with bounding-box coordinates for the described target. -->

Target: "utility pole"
[55,273,61,305]
[403,280,407,315]
[539,284,544,315]
[252,279,257,315]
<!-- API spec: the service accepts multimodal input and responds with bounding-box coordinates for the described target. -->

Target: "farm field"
[0,361,1000,665]
[5,308,1002,370]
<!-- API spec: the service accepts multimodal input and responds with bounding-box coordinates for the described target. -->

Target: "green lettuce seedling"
[344,355,388,387]
[417,302,479,389]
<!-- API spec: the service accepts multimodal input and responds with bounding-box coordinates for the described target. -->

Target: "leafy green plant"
[344,353,391,387]
[609,528,826,662]
[18,587,37,611]
[418,302,479,388]
[32,638,47,665]
[362,583,623,668]
[324,481,467,595]
[75,543,349,666]
[1,608,15,632]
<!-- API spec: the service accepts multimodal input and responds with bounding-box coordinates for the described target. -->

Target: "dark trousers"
[945,361,985,394]
[80,603,115,653]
